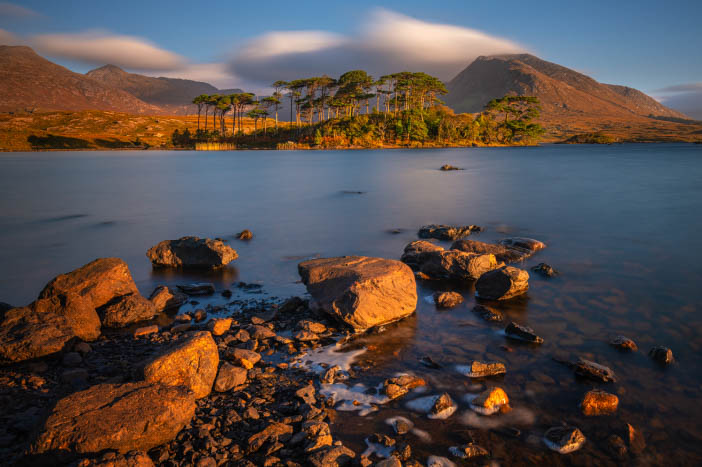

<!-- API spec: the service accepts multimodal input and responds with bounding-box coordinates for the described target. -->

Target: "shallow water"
[1,144,701,463]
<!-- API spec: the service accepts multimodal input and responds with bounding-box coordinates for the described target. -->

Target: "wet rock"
[574,358,616,382]
[307,445,355,467]
[75,450,155,467]
[146,236,238,269]
[504,322,543,344]
[148,286,187,312]
[607,434,628,459]
[543,426,586,454]
[531,262,558,277]
[449,443,489,459]
[458,361,506,378]
[433,291,464,308]
[214,362,247,392]
[321,365,345,384]
[39,257,139,309]
[298,256,417,332]
[299,320,327,334]
[295,330,320,341]
[499,237,546,254]
[296,384,317,405]
[419,356,442,369]
[100,293,157,328]
[250,324,276,340]
[581,389,619,415]
[471,304,503,322]
[393,418,412,435]
[431,393,455,417]
[177,283,215,296]
[649,346,674,365]
[476,266,529,300]
[400,240,444,269]
[439,164,463,171]
[470,387,510,415]
[375,458,401,467]
[610,335,638,351]
[174,312,192,322]
[383,375,425,400]
[247,422,293,453]
[627,423,646,454]
[236,229,253,240]
[208,317,232,336]
[143,331,219,398]
[418,224,481,241]
[302,420,333,452]
[31,382,196,458]
[227,348,261,369]
[0,292,101,362]
[420,250,499,281]
[451,239,525,263]
[192,308,207,322]
[134,325,159,338]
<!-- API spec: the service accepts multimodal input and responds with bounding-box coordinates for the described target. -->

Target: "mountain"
[444,54,690,138]
[86,65,242,114]
[0,45,161,114]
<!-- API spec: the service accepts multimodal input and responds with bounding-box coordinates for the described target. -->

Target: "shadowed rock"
[307,445,355,467]
[649,346,674,365]
[499,237,546,254]
[213,362,247,392]
[476,266,529,300]
[400,240,444,269]
[574,358,616,382]
[543,426,586,454]
[610,335,638,351]
[451,239,525,263]
[504,322,543,343]
[100,293,157,328]
[433,291,464,308]
[146,236,238,269]
[75,450,154,466]
[420,250,499,281]
[148,286,187,312]
[418,224,481,241]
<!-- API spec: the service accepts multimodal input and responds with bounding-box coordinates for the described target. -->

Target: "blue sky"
[1,0,701,113]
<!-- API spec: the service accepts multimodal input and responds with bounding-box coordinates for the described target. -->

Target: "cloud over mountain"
[655,83,702,120]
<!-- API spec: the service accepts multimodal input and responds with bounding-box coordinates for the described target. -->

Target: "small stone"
[574,358,616,382]
[581,389,619,416]
[458,361,506,378]
[449,443,489,459]
[321,365,344,384]
[175,313,192,322]
[73,342,92,354]
[307,445,356,467]
[375,457,401,467]
[543,426,586,454]
[236,229,253,240]
[470,387,509,415]
[433,291,464,308]
[393,418,412,435]
[610,335,638,351]
[384,383,407,400]
[302,420,332,452]
[419,356,442,369]
[171,323,191,334]
[250,325,276,340]
[177,283,215,296]
[232,329,250,343]
[531,262,558,277]
[208,318,232,336]
[227,348,261,369]
[298,320,327,334]
[430,393,455,417]
[134,325,159,337]
[214,362,247,392]
[649,346,673,365]
[193,309,207,322]
[244,406,259,420]
[439,164,463,171]
[472,304,503,322]
[295,384,316,405]
[505,322,543,343]
[607,434,628,458]
[295,330,319,342]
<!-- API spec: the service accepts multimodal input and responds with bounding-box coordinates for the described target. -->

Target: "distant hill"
[0,45,160,114]
[86,65,242,114]
[445,54,687,119]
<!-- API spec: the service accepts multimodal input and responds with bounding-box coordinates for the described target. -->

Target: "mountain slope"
[86,65,242,114]
[0,46,161,114]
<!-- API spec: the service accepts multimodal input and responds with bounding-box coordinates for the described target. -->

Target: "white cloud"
[655,82,702,120]
[30,30,187,71]
[150,63,244,90]
[0,2,41,18]
[229,8,525,84]
[0,27,22,45]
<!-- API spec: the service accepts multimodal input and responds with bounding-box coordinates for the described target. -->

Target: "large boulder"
[143,331,219,398]
[0,293,101,362]
[451,239,525,263]
[475,266,529,300]
[146,236,238,269]
[418,224,481,241]
[39,258,139,309]
[420,250,499,281]
[400,240,444,269]
[31,382,196,458]
[298,256,417,332]
[101,293,158,328]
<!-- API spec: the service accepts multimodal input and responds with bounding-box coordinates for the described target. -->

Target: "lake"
[1,144,701,463]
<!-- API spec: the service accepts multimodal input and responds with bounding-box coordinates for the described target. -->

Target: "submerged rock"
[471,304,504,322]
[581,389,618,415]
[100,292,157,328]
[543,426,586,454]
[433,291,464,308]
[298,256,417,332]
[469,387,510,415]
[430,393,456,419]
[439,164,463,171]
[149,286,187,312]
[451,239,525,263]
[420,250,499,281]
[499,237,546,254]
[458,361,506,378]
[610,335,638,351]
[504,322,543,344]
[146,236,238,269]
[574,358,616,382]
[476,266,529,300]
[400,240,444,269]
[176,283,215,296]
[649,346,674,365]
[418,224,481,241]
[531,262,558,277]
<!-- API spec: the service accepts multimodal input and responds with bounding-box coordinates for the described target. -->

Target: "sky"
[1,0,701,116]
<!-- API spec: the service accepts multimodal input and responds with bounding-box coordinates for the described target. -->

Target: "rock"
[232,329,250,343]
[499,237,546,254]
[627,423,646,454]
[400,240,444,269]
[146,236,238,269]
[439,164,463,171]
[296,384,317,405]
[427,457,456,467]
[451,239,525,263]
[250,324,276,340]
[175,313,192,323]
[302,420,333,452]
[76,450,155,467]
[433,291,464,308]
[208,318,232,336]
[148,286,187,312]
[31,382,196,458]
[420,250,499,281]
[295,330,320,342]
[504,322,543,344]
[62,351,82,366]
[383,375,426,400]
[171,323,191,333]
[227,348,261,369]
[384,383,407,400]
[574,358,616,382]
[470,387,510,415]
[419,356,442,369]
[0,293,101,362]
[177,283,215,296]
[192,309,207,322]
[531,262,558,277]
[74,342,92,353]
[475,266,529,300]
[581,389,618,415]
[143,331,219,398]
[610,335,638,351]
[607,434,628,459]
[307,445,355,467]
[471,304,503,322]
[298,320,327,333]
[449,443,489,459]
[298,256,417,332]
[543,426,586,454]
[418,224,481,241]
[134,325,159,338]
[458,361,506,378]
[247,422,293,453]
[39,258,139,309]
[236,229,253,240]
[649,346,674,365]
[321,365,345,384]
[375,458,401,467]
[213,362,247,392]
[431,393,455,417]
[101,293,157,328]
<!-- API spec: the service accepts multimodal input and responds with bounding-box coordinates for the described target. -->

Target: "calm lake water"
[1,144,701,464]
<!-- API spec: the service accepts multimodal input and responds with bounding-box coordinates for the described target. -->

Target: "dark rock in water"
[626,423,646,454]
[100,292,157,328]
[433,291,464,308]
[505,322,543,344]
[459,361,506,378]
[543,426,586,454]
[236,229,253,240]
[607,434,628,459]
[499,237,546,254]
[400,240,445,269]
[610,335,638,351]
[393,418,412,435]
[177,283,215,296]
[341,190,365,195]
[146,236,238,269]
[420,250,499,281]
[574,358,616,382]
[649,346,674,365]
[449,443,489,459]
[439,164,463,171]
[388,228,404,234]
[476,266,529,300]
[472,304,504,322]
[451,239,525,263]
[149,285,187,312]
[295,384,317,405]
[75,450,154,466]
[581,389,619,415]
[321,365,344,384]
[531,262,558,277]
[469,387,509,415]
[418,224,482,241]
[307,445,355,467]
[431,393,454,416]
[193,308,207,322]
[419,355,442,369]
[383,375,426,400]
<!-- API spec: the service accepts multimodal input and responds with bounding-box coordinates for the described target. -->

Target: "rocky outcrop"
[0,292,101,362]
[148,286,187,312]
[418,224,481,241]
[420,250,499,281]
[31,382,196,458]
[39,258,139,309]
[451,239,525,263]
[143,331,219,398]
[101,293,157,328]
[146,236,238,269]
[298,256,417,332]
[475,266,529,300]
